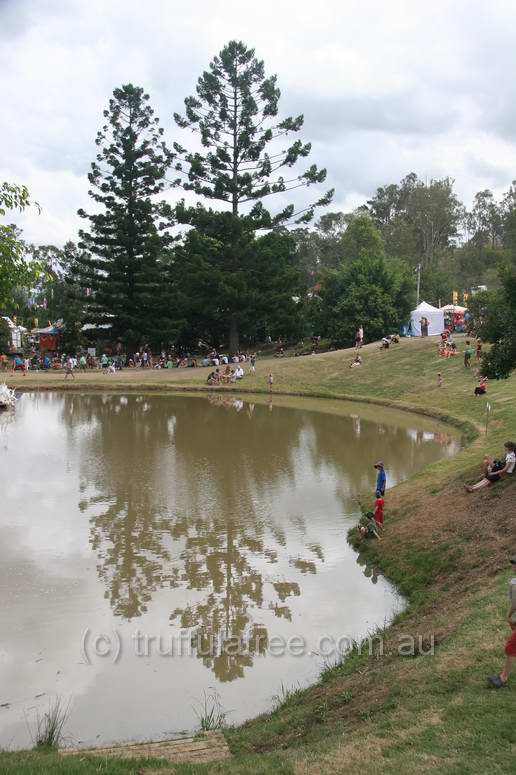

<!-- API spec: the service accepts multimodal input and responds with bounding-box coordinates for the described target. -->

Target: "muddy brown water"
[0,392,461,749]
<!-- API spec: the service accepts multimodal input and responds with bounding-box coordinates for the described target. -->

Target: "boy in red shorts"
[488,558,516,688]
[373,491,385,529]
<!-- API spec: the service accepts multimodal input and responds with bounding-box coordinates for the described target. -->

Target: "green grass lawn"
[3,335,516,774]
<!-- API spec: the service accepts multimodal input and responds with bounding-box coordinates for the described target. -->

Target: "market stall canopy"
[410,301,445,336]
[81,323,112,331]
[441,304,467,313]
[2,316,26,330]
[32,325,62,335]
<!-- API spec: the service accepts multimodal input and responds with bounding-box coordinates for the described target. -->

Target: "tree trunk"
[229,317,239,356]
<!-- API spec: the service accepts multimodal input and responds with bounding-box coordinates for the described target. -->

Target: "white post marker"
[485,401,492,436]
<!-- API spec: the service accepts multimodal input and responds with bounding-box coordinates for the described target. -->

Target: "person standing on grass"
[464,340,474,368]
[374,461,386,496]
[373,492,385,529]
[267,372,273,394]
[488,558,516,688]
[64,356,75,380]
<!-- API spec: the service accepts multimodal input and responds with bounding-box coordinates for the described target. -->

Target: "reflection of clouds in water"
[167,416,176,438]
[0,530,110,747]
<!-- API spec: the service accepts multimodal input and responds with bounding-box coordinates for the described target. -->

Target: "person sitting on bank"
[357,514,382,541]
[474,377,488,396]
[220,365,232,383]
[464,441,516,492]
[207,369,220,385]
[350,353,362,368]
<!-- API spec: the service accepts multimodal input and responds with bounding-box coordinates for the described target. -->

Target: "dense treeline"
[2,40,516,375]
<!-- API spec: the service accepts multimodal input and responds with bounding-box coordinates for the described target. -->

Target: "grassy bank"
[2,336,516,774]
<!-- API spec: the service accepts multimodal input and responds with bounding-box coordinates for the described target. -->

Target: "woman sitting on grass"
[465,441,516,492]
[474,377,488,396]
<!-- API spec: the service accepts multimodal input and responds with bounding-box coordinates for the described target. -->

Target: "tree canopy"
[76,84,176,351]
[0,182,40,310]
[172,40,333,352]
[313,217,413,344]
[173,40,333,227]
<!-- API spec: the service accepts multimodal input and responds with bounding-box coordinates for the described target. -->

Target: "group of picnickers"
[357,461,386,541]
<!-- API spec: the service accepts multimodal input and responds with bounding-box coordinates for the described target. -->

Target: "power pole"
[416,264,421,305]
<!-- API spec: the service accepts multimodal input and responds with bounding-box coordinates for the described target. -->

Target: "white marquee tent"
[410,301,444,336]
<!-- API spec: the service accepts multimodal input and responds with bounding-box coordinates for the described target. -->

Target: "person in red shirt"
[373,491,384,528]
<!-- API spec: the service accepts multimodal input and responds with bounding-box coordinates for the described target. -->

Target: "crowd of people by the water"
[4,346,260,375]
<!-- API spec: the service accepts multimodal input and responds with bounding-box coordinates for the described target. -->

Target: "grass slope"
[2,336,516,774]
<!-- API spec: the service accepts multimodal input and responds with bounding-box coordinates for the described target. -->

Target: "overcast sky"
[2,0,516,245]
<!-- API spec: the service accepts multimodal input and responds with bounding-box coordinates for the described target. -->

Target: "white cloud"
[1,0,516,244]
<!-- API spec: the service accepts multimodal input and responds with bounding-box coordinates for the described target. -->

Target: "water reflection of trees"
[65,394,312,681]
[152,395,308,682]
[62,393,454,681]
[64,394,178,618]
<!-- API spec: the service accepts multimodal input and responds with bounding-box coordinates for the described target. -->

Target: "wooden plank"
[59,730,231,764]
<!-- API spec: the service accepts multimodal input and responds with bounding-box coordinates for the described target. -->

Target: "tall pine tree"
[173,40,333,352]
[77,84,176,351]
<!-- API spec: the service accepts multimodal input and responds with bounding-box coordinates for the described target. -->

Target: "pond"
[0,392,461,749]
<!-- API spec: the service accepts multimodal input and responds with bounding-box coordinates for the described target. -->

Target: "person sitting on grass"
[220,365,232,383]
[207,369,220,385]
[474,377,488,396]
[487,557,516,689]
[357,513,382,541]
[464,441,516,492]
[350,353,362,368]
